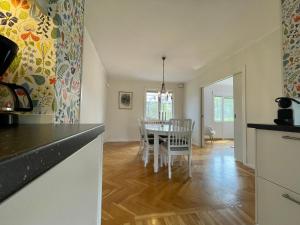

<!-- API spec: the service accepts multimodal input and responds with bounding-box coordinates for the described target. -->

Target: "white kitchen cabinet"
[0,135,103,225]
[257,177,300,225]
[252,126,300,225]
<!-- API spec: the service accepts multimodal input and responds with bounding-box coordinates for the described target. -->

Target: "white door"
[233,73,246,162]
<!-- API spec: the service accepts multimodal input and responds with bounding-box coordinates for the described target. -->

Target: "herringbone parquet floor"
[102,141,255,225]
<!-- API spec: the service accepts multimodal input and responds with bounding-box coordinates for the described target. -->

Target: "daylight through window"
[145,91,174,120]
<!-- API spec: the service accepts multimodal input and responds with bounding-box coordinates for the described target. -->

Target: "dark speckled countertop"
[247,123,300,133]
[0,124,105,203]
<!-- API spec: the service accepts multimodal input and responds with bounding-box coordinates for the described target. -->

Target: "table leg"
[154,133,159,173]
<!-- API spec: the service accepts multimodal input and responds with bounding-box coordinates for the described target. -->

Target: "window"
[145,91,174,120]
[214,96,234,122]
[214,96,223,122]
[145,91,159,120]
[223,97,234,122]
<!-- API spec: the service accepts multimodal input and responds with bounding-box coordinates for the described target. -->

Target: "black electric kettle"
[0,34,19,76]
[0,81,33,112]
[0,35,33,125]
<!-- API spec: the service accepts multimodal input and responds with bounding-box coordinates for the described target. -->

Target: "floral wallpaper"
[50,0,84,123]
[0,0,85,123]
[0,0,56,114]
[282,0,300,97]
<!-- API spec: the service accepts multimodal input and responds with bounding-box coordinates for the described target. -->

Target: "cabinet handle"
[282,194,300,205]
[282,136,300,141]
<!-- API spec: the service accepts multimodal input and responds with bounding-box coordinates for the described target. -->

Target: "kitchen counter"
[0,124,104,203]
[247,123,300,133]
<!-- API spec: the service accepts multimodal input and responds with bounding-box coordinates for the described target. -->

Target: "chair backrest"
[168,119,192,150]
[192,121,195,132]
[144,119,162,125]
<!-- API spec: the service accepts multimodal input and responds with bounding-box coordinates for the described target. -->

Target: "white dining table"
[145,124,170,173]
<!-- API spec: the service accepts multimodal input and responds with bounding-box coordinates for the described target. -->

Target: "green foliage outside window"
[145,91,173,120]
[214,96,234,122]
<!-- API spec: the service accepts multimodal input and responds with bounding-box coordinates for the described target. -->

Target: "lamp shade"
[0,35,18,77]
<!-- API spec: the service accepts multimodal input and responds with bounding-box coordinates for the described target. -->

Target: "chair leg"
[188,155,192,178]
[168,155,172,179]
[138,140,143,158]
[144,149,148,167]
[139,139,142,151]
[164,153,167,166]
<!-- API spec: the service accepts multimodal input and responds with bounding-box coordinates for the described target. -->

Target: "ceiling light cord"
[158,56,171,103]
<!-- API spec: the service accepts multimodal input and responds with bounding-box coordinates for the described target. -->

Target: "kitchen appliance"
[0,35,33,125]
[274,97,300,126]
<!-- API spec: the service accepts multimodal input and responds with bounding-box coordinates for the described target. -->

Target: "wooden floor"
[102,141,255,225]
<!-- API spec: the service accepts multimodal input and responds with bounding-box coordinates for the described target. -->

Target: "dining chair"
[161,119,193,179]
[141,120,166,167]
[206,126,216,143]
[142,122,155,167]
[137,119,145,158]
[146,119,162,125]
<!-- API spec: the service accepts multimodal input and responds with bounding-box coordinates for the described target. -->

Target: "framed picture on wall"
[119,91,133,109]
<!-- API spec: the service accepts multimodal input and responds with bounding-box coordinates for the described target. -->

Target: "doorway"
[200,73,246,163]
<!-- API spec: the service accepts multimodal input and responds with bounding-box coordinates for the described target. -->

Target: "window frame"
[213,96,223,123]
[213,95,234,123]
[223,96,234,122]
[144,89,175,120]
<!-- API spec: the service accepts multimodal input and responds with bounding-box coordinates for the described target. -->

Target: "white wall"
[79,28,107,224]
[204,81,234,139]
[80,28,107,124]
[105,79,184,142]
[184,1,282,167]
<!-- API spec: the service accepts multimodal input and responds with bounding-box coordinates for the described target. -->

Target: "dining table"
[145,123,170,173]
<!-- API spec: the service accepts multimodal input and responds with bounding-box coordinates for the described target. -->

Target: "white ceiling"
[85,0,280,82]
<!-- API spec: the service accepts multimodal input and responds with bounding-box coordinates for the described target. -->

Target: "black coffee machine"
[274,97,300,126]
[0,35,33,125]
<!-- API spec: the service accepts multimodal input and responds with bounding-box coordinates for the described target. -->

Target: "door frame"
[200,87,205,147]
[199,67,247,164]
[233,71,247,164]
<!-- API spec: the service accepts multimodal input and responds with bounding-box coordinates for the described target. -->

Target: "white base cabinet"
[0,135,103,225]
[257,177,300,225]
[255,129,300,225]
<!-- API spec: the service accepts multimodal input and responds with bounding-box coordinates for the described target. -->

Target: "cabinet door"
[257,177,300,225]
[256,130,300,194]
[0,136,103,225]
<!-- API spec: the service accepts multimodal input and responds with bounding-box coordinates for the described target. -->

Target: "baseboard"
[243,163,255,170]
[104,139,139,143]
[204,138,234,141]
[192,142,200,147]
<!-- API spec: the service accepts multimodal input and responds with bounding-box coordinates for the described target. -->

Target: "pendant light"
[159,56,168,97]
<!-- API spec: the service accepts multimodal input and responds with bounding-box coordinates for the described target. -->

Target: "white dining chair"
[206,126,216,143]
[137,119,145,158]
[161,119,193,179]
[145,119,162,125]
[142,122,155,167]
